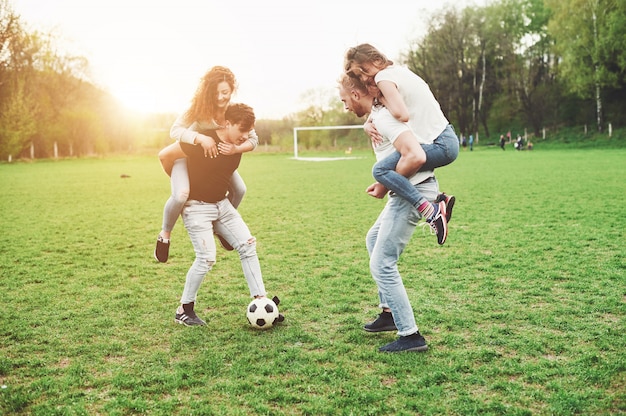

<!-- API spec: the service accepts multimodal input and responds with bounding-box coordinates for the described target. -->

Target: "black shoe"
[215,233,234,251]
[174,310,206,326]
[364,311,397,332]
[426,201,448,245]
[271,296,285,322]
[437,193,456,223]
[154,236,170,262]
[379,332,428,353]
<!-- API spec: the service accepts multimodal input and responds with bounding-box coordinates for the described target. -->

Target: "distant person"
[462,135,467,149]
[166,103,282,326]
[500,135,506,150]
[527,141,533,150]
[155,66,258,263]
[344,43,458,244]
[338,73,437,353]
[516,135,523,151]
[469,134,474,151]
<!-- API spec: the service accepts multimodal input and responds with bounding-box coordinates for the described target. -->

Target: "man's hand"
[366,182,388,199]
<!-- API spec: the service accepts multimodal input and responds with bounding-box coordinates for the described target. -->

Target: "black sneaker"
[215,233,234,251]
[437,193,456,223]
[364,311,397,332]
[379,332,428,353]
[271,296,285,323]
[174,310,206,326]
[154,236,170,263]
[426,201,448,245]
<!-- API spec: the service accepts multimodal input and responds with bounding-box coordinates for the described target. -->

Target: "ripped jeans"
[179,199,266,304]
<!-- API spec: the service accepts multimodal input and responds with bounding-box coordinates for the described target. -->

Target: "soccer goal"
[293,125,364,160]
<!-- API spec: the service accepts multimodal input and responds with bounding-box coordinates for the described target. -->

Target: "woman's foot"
[154,235,170,262]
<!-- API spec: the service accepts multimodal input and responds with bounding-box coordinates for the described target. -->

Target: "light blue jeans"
[366,177,439,336]
[161,158,247,233]
[179,199,266,304]
[372,124,459,208]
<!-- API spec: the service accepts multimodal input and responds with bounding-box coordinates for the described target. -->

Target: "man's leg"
[370,178,439,352]
[213,199,266,298]
[176,201,218,326]
[364,212,397,332]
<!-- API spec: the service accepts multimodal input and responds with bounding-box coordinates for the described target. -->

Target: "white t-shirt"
[375,65,449,144]
[369,105,434,186]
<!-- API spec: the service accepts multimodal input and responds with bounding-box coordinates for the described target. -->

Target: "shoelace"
[419,221,437,236]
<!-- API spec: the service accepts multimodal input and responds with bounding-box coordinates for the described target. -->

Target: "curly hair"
[183,66,237,124]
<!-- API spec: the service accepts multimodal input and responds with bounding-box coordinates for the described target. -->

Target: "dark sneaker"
[426,201,448,245]
[154,236,170,263]
[379,332,428,353]
[364,311,397,332]
[271,296,285,323]
[437,193,455,223]
[215,233,234,251]
[174,310,206,326]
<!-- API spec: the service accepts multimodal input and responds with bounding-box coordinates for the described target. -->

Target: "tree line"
[1,0,624,160]
[403,0,625,142]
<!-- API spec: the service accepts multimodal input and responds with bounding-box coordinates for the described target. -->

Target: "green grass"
[0,147,624,415]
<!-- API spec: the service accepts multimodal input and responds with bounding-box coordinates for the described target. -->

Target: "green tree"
[546,0,625,131]
[0,77,36,158]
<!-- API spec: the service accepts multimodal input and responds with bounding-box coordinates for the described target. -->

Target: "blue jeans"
[366,177,439,336]
[179,199,266,304]
[372,124,459,207]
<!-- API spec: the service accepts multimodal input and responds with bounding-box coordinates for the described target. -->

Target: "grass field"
[0,147,624,415]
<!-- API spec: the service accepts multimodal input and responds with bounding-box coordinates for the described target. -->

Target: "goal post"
[293,125,364,159]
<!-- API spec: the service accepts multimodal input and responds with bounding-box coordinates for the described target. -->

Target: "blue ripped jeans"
[372,124,459,208]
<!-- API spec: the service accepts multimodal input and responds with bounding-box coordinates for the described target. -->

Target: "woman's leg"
[372,151,428,208]
[155,158,189,262]
[227,170,247,209]
[419,124,459,171]
[161,158,190,237]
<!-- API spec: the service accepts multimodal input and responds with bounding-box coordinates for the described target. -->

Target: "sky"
[12,0,486,119]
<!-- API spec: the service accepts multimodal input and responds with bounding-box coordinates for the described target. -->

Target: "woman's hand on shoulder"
[196,135,218,158]
[365,119,383,146]
[217,142,238,155]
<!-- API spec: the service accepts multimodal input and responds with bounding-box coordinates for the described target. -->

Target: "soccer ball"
[246,297,279,329]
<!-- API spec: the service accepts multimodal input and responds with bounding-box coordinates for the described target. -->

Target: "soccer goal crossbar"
[293,125,363,159]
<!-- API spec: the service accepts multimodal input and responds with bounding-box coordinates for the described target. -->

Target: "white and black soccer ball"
[246,297,279,329]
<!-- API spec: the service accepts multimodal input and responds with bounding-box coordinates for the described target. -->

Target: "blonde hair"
[184,66,237,124]
[344,43,393,79]
[338,73,368,94]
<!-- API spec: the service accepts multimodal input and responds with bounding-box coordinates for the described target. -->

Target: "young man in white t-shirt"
[338,74,442,353]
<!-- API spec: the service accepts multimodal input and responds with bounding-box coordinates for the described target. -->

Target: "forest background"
[1,0,625,160]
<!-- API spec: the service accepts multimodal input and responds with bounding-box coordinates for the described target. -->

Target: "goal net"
[292,125,367,160]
